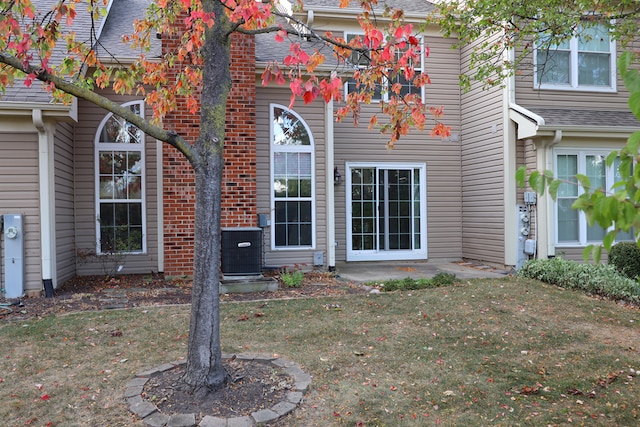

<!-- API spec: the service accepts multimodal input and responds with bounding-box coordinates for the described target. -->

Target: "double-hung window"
[270,105,315,249]
[95,101,146,254]
[535,23,615,91]
[344,33,424,101]
[555,150,632,245]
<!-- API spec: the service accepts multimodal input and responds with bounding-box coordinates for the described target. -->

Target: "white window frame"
[534,23,616,93]
[343,32,425,102]
[554,148,631,246]
[94,100,147,255]
[269,104,316,250]
[346,162,427,261]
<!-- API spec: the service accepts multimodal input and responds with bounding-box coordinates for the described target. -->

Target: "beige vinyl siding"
[54,122,76,285]
[333,36,463,261]
[0,132,42,293]
[460,34,506,264]
[74,93,159,276]
[256,87,327,269]
[514,47,630,110]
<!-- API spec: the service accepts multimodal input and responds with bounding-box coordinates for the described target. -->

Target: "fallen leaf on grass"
[254,312,264,317]
[237,314,249,321]
[443,390,455,396]
[520,385,539,395]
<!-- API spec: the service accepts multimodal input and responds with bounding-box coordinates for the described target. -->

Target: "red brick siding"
[162,32,257,276]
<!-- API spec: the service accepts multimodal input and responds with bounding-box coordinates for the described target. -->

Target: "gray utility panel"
[3,214,24,298]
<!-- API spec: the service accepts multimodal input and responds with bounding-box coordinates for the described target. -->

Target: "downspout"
[543,130,562,258]
[33,109,56,295]
[325,99,336,271]
[156,139,164,273]
[503,48,518,267]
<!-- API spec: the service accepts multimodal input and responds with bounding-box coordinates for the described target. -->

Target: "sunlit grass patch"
[1,277,638,426]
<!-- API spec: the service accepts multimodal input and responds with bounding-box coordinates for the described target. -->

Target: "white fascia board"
[0,101,76,121]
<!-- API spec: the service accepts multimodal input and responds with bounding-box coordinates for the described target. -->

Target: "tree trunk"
[183,0,232,394]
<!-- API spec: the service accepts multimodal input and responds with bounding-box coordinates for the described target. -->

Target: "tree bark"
[183,0,232,394]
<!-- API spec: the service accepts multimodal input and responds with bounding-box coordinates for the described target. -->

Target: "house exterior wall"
[162,32,257,277]
[54,122,77,284]
[73,92,160,276]
[512,39,640,263]
[0,128,42,293]
[514,53,630,111]
[460,36,507,265]
[256,87,327,268]
[331,35,464,262]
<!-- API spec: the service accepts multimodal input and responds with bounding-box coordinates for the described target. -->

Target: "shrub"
[279,269,305,288]
[369,273,458,292]
[608,241,640,280]
[517,257,640,304]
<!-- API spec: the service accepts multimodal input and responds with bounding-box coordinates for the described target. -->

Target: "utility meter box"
[3,214,24,298]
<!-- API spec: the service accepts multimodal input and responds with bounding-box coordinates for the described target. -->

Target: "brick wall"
[162,32,257,277]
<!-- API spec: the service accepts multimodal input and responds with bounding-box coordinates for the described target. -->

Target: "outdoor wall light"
[334,166,341,185]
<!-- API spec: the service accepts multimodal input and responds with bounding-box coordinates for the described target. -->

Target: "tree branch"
[0,52,197,165]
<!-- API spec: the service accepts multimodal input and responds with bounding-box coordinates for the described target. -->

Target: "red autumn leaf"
[41,394,50,400]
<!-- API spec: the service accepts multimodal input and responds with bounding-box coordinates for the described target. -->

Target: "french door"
[346,163,427,261]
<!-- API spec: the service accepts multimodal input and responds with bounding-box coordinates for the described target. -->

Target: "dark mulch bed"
[0,271,366,322]
[145,358,294,421]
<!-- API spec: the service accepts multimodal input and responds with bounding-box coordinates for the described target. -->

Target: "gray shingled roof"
[1,0,155,103]
[256,31,343,66]
[2,0,104,102]
[96,0,161,61]
[529,108,640,128]
[302,0,435,14]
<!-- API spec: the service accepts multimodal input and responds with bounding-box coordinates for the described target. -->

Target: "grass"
[1,277,639,426]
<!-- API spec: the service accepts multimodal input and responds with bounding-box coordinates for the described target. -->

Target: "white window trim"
[533,26,617,93]
[269,104,316,251]
[346,162,428,261]
[554,148,626,247]
[94,100,147,255]
[343,33,425,102]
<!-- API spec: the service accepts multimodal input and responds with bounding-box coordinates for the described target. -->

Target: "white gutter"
[156,139,165,273]
[503,48,518,267]
[0,101,75,119]
[325,99,336,270]
[33,109,57,288]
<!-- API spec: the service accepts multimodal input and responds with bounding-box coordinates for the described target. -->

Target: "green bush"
[608,241,640,280]
[517,257,640,304]
[370,272,458,292]
[280,270,305,288]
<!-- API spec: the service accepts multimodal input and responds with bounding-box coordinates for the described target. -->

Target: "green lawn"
[1,277,639,426]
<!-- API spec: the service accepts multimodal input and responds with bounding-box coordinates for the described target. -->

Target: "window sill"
[534,84,617,94]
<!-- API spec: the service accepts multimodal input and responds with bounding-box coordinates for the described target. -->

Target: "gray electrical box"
[3,214,24,298]
[516,205,530,270]
[313,251,325,267]
[524,192,537,205]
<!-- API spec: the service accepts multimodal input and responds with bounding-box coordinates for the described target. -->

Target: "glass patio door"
[346,163,427,261]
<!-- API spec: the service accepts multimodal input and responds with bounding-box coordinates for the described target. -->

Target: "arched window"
[270,105,315,249]
[94,101,146,254]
